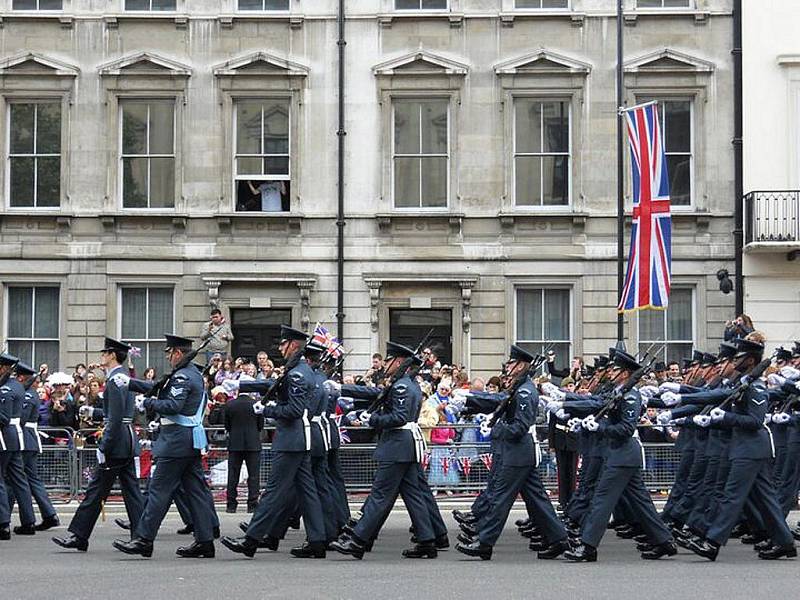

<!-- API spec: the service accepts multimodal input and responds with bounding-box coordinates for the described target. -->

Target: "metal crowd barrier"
[40,425,680,502]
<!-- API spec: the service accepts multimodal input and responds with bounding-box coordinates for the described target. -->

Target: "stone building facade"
[0,0,735,376]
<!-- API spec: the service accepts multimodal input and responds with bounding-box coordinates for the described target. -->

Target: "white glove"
[111,373,130,388]
[359,411,372,425]
[710,407,726,422]
[265,400,277,407]
[541,382,565,401]
[479,421,492,437]
[780,366,800,380]
[693,415,711,428]
[79,405,94,418]
[474,413,489,423]
[673,417,687,425]
[555,408,570,421]
[639,385,659,400]
[661,391,682,407]
[324,380,342,394]
[252,401,265,415]
[96,449,106,465]
[773,412,791,425]
[582,415,599,432]
[546,400,563,414]
[135,395,146,413]
[222,379,240,394]
[146,420,160,433]
[656,411,672,426]
[567,417,582,432]
[767,373,786,387]
[796,381,800,392]
[659,382,681,394]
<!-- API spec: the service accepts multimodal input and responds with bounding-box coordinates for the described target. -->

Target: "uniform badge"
[520,403,527,411]
[398,398,405,406]
[752,398,766,406]
[169,386,181,397]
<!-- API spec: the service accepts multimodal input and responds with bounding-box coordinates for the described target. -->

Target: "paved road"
[5,507,799,599]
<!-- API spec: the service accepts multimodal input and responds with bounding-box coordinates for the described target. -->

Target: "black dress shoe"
[614,524,633,534]
[0,526,11,541]
[52,533,87,552]
[636,542,655,553]
[566,524,581,537]
[14,523,36,535]
[176,541,215,558]
[754,539,773,552]
[114,518,130,531]
[288,517,301,530]
[632,533,651,544]
[402,541,438,559]
[538,539,569,560]
[792,527,800,542]
[616,526,643,540]
[239,521,250,534]
[329,536,365,560]
[452,510,476,526]
[729,522,747,539]
[528,539,548,552]
[113,537,153,558]
[457,532,475,545]
[455,540,492,560]
[564,543,597,562]
[35,515,60,531]
[459,522,478,537]
[686,538,719,561]
[740,533,766,545]
[515,517,531,528]
[758,544,797,560]
[258,536,279,551]
[213,526,220,539]
[290,541,327,558]
[176,524,194,535]
[220,535,258,558]
[434,534,450,550]
[346,517,359,529]
[641,541,677,560]
[226,505,237,514]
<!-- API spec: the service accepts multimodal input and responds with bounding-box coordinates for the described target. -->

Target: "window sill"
[217,13,304,29]
[0,210,72,233]
[378,11,464,28]
[217,211,304,234]
[375,211,465,234]
[623,10,712,26]
[498,210,588,231]
[100,13,190,30]
[498,11,586,27]
[1,12,74,28]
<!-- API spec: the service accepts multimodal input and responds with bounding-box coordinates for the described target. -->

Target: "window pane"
[125,0,149,10]
[34,341,60,369]
[516,0,543,6]
[543,289,570,340]
[9,157,35,207]
[394,102,420,155]
[264,0,290,8]
[394,157,420,208]
[422,0,447,7]
[542,156,569,205]
[516,289,543,341]
[264,156,289,175]
[667,343,693,365]
[667,155,691,206]
[396,0,420,8]
[149,157,175,208]
[122,158,148,208]
[122,103,148,155]
[34,287,59,338]
[236,102,262,155]
[149,102,174,155]
[421,157,447,208]
[12,0,38,9]
[420,101,448,154]
[10,104,35,154]
[664,101,690,153]
[664,0,690,7]
[543,101,569,153]
[39,0,63,8]
[515,99,541,154]
[542,0,569,7]
[147,341,170,374]
[121,288,147,339]
[237,157,262,175]
[8,288,33,338]
[36,103,61,154]
[515,156,542,206]
[667,289,692,340]
[36,156,61,207]
[8,341,33,365]
[640,309,665,342]
[152,0,177,9]
[637,0,662,6]
[147,288,173,338]
[239,0,263,9]
[263,100,289,154]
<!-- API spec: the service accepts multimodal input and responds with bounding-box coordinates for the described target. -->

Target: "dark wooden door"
[230,308,292,366]
[389,309,452,365]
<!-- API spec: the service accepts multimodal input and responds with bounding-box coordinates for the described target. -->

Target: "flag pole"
[615,0,625,342]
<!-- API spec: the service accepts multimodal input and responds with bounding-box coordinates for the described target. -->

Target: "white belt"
[395,422,427,463]
[311,415,331,452]
[529,425,541,467]
[633,429,646,469]
[9,417,24,449]
[764,423,776,459]
[160,417,178,426]
[302,409,311,452]
[24,422,43,453]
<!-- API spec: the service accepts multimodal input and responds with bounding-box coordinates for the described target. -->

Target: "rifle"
[364,328,435,415]
[487,349,549,427]
[146,326,224,398]
[593,357,657,420]
[715,358,773,411]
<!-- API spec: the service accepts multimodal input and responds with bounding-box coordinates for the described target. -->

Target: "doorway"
[230,308,292,365]
[389,309,452,365]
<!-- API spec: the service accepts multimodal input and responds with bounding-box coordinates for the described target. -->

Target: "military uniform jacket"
[497,378,539,468]
[597,388,645,469]
[563,393,605,457]
[325,380,341,451]
[723,382,774,461]
[132,365,205,459]
[97,365,139,460]
[368,375,423,463]
[21,388,42,453]
[0,378,26,452]
[309,370,329,458]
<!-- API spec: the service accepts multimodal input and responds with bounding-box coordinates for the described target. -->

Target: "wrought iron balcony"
[744,190,800,250]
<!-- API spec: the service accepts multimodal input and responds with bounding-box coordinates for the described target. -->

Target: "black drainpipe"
[336,0,347,358]
[733,0,744,314]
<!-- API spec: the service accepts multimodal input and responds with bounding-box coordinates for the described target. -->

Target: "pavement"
[4,506,800,600]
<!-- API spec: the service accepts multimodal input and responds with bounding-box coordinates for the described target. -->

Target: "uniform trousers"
[662,447,695,522]
[706,458,793,547]
[479,464,567,546]
[226,450,261,509]
[1,451,38,526]
[554,448,578,507]
[327,449,350,529]
[566,454,604,525]
[471,454,500,520]
[669,446,709,525]
[69,458,144,540]
[21,451,57,519]
[136,455,215,543]
[581,466,671,548]
[353,461,434,544]
[246,451,325,544]
[778,437,800,514]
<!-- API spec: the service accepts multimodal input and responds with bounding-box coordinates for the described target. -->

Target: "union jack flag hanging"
[618,102,672,313]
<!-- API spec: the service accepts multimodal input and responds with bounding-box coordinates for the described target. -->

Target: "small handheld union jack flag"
[618,101,672,313]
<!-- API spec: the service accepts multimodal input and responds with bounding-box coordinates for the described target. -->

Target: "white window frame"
[512,97,572,209]
[4,285,61,367]
[123,0,178,11]
[232,97,291,212]
[513,0,571,10]
[236,0,291,12]
[11,0,64,10]
[117,285,175,369]
[513,286,573,362]
[394,0,449,11]
[636,287,696,363]
[118,98,176,210]
[636,0,693,9]
[651,98,694,210]
[391,98,451,211]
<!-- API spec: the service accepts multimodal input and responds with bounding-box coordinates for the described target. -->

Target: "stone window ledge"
[215,211,304,234]
[624,10,712,26]
[375,211,465,234]
[498,11,586,28]
[378,12,464,28]
[498,210,589,231]
[218,13,304,29]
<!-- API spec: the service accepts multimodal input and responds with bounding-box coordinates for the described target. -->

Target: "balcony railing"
[744,190,800,246]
